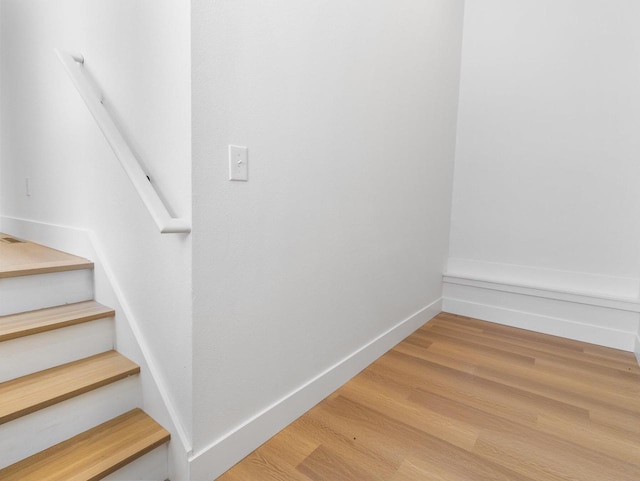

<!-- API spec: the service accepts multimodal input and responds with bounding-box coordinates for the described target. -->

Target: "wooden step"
[0,301,115,342]
[0,351,139,425]
[0,408,170,481]
[0,233,93,278]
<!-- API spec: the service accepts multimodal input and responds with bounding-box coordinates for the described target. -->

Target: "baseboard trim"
[188,298,443,481]
[443,297,635,351]
[446,257,640,300]
[444,274,640,313]
[444,278,640,353]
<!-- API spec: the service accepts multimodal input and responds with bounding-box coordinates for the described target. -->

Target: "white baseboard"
[188,298,442,481]
[444,259,640,352]
[447,258,640,299]
[443,297,636,351]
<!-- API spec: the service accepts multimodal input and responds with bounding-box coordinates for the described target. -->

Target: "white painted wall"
[191,1,465,478]
[449,0,640,292]
[443,0,640,353]
[0,0,192,454]
[0,1,3,209]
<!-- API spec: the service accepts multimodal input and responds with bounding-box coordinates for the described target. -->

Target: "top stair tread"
[0,408,170,481]
[0,233,93,278]
[0,301,115,342]
[0,351,139,425]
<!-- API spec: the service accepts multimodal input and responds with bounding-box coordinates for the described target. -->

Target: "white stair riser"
[102,444,169,481]
[0,319,114,383]
[0,376,141,469]
[0,270,93,316]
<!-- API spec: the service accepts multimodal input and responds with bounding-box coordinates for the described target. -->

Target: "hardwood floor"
[216,312,640,481]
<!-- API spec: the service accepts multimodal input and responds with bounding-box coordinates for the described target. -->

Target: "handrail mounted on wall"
[55,50,191,234]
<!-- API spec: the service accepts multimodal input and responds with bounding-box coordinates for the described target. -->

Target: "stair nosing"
[0,301,115,342]
[0,261,94,279]
[0,234,94,279]
[0,351,140,425]
[0,408,170,481]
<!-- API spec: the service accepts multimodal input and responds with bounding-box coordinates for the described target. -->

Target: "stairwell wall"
[0,1,3,209]
[190,1,465,479]
[445,0,640,349]
[0,0,193,465]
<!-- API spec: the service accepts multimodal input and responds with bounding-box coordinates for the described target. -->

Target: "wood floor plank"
[409,389,640,481]
[420,324,640,389]
[582,342,640,364]
[395,339,640,425]
[417,329,640,402]
[223,423,318,481]
[292,404,400,478]
[216,313,640,481]
[589,407,640,436]
[533,356,640,396]
[310,395,534,481]
[0,351,139,424]
[390,455,482,481]
[0,301,115,342]
[340,372,480,451]
[235,446,315,481]
[431,323,640,394]
[0,409,169,481]
[476,361,640,414]
[536,412,640,467]
[432,316,640,374]
[297,445,381,481]
[474,427,640,481]
[376,350,590,425]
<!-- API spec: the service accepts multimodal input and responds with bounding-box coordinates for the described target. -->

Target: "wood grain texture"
[217,312,640,481]
[0,301,115,342]
[0,408,170,481]
[0,351,139,425]
[0,233,93,278]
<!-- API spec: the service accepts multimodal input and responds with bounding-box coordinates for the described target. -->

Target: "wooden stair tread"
[0,351,139,425]
[0,408,170,481]
[0,233,93,278]
[0,301,115,342]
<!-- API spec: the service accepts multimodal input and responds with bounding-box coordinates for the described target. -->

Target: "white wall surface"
[0,1,3,209]
[450,0,640,291]
[0,0,192,448]
[191,0,465,477]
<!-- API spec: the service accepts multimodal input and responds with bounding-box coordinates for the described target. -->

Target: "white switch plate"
[229,145,248,181]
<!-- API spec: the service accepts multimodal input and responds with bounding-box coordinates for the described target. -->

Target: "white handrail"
[55,49,191,234]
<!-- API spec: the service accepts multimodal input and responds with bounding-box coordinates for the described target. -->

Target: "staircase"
[0,233,171,480]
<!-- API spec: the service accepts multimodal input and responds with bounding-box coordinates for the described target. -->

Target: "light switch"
[229,145,248,181]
